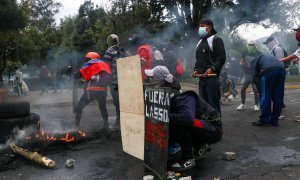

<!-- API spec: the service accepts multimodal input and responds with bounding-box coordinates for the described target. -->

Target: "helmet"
[85,52,100,60]
[107,34,120,47]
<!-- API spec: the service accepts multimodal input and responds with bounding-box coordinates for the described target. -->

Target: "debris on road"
[223,152,237,161]
[65,159,75,168]
[9,143,55,168]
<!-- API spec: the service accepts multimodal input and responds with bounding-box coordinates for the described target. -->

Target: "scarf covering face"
[266,39,279,52]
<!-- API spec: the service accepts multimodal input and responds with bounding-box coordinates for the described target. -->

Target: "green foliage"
[0,0,27,30]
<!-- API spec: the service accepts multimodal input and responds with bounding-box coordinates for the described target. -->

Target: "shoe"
[252,121,271,127]
[194,144,211,161]
[283,104,286,108]
[170,158,195,171]
[279,115,284,120]
[237,104,246,111]
[168,143,181,155]
[254,105,260,111]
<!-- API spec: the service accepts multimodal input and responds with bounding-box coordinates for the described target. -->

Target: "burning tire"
[0,101,40,144]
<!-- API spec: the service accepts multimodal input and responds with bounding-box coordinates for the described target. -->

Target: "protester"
[53,65,72,94]
[236,43,260,111]
[131,35,152,81]
[219,71,234,104]
[224,58,241,98]
[263,36,289,108]
[145,65,223,171]
[250,47,286,127]
[40,65,49,95]
[280,26,300,68]
[161,44,182,82]
[74,52,112,129]
[191,18,226,114]
[104,34,129,130]
[151,44,165,67]
[13,67,23,96]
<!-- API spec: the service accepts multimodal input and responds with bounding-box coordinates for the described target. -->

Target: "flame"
[26,128,87,143]
[78,131,87,137]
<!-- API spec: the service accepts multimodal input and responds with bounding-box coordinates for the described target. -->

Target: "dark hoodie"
[162,78,222,129]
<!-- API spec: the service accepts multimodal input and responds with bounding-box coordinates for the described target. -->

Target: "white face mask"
[198,27,208,37]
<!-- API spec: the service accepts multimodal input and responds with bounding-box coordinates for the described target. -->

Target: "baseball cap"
[199,19,217,34]
[263,36,275,44]
[145,66,174,83]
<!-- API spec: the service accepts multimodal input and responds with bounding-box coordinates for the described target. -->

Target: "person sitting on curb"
[144,66,223,172]
[220,71,234,104]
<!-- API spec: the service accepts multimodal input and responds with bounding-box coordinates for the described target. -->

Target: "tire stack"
[0,101,40,144]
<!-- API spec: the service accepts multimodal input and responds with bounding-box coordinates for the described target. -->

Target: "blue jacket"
[251,53,284,91]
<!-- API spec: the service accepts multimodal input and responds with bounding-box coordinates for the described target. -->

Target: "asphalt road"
[1,87,300,180]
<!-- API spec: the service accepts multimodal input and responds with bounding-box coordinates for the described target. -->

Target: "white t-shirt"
[293,48,300,74]
[294,47,300,59]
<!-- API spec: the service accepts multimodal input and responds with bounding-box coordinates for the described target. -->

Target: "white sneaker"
[237,104,246,111]
[254,105,260,111]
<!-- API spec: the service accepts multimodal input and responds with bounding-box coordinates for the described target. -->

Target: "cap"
[263,36,275,44]
[199,19,217,34]
[145,66,173,83]
[293,26,300,32]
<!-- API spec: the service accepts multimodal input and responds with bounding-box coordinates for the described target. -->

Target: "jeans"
[198,76,221,114]
[259,69,286,125]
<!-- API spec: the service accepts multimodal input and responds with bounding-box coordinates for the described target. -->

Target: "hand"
[203,68,213,77]
[191,71,199,78]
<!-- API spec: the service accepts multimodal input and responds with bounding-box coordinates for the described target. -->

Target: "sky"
[55,0,276,41]
[54,0,107,23]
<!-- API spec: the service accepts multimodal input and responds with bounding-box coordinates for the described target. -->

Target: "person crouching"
[145,66,223,172]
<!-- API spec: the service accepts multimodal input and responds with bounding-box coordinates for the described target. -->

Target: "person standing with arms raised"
[191,19,226,114]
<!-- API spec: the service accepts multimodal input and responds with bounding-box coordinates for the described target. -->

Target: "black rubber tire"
[0,101,30,118]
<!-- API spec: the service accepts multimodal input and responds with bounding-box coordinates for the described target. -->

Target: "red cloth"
[137,44,152,81]
[176,58,183,76]
[80,60,111,81]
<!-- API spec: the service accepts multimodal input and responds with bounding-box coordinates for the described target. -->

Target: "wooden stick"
[9,143,55,168]
[195,73,217,77]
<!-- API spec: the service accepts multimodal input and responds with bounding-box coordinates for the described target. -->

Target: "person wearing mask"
[145,65,222,171]
[263,36,289,108]
[192,19,226,114]
[250,46,286,126]
[236,43,260,111]
[280,26,300,69]
[74,52,112,130]
[104,34,129,130]
[130,34,152,81]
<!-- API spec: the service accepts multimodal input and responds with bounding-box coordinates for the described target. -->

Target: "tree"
[0,0,27,86]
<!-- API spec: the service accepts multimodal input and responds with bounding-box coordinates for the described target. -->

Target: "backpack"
[271,47,290,68]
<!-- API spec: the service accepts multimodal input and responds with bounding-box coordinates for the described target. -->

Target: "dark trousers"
[75,90,108,128]
[198,76,221,114]
[259,69,286,125]
[109,84,120,126]
[169,121,222,160]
